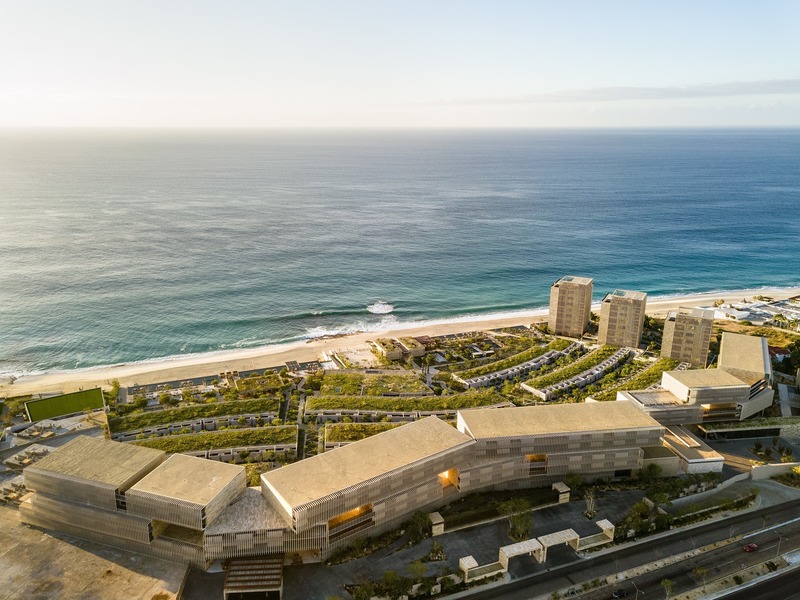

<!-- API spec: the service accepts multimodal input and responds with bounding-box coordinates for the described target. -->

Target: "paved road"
[465,499,800,600]
[716,566,800,600]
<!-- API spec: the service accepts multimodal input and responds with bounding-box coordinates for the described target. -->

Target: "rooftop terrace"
[624,388,686,407]
[664,369,750,389]
[666,307,715,321]
[604,289,647,301]
[554,275,593,286]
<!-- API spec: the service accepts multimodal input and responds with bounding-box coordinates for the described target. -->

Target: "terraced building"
[619,332,773,425]
[20,403,722,570]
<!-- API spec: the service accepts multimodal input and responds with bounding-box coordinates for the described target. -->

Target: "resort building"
[373,338,403,361]
[597,290,647,348]
[397,337,426,358]
[661,307,714,366]
[20,402,724,573]
[549,276,593,338]
[455,401,668,486]
[20,438,246,569]
[619,332,773,425]
[261,416,473,547]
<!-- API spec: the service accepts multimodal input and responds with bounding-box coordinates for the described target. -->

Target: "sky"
[1,1,799,128]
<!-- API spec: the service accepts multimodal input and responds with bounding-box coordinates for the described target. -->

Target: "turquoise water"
[1,129,799,376]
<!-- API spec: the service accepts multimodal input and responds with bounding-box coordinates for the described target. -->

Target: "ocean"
[1,129,799,377]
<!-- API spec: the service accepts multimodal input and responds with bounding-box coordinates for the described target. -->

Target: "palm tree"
[772,314,788,328]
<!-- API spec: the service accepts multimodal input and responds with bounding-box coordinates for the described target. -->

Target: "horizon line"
[2,125,800,132]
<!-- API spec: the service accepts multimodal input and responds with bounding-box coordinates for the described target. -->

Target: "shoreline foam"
[2,285,798,397]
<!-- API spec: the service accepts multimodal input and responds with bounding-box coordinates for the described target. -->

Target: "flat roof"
[666,307,715,321]
[624,389,685,407]
[26,435,164,488]
[604,290,647,301]
[128,454,243,507]
[205,487,287,534]
[458,401,661,439]
[719,332,770,376]
[538,529,579,546]
[664,368,749,389]
[261,416,473,510]
[555,275,593,286]
[662,426,723,463]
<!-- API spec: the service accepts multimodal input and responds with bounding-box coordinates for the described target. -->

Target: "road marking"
[742,515,800,539]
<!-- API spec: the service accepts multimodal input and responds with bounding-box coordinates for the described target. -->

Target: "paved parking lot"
[282,489,645,600]
[0,506,185,600]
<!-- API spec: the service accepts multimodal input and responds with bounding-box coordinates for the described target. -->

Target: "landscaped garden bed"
[131,425,297,453]
[590,357,679,401]
[455,338,571,380]
[324,422,402,443]
[305,389,508,412]
[525,345,618,389]
[107,396,282,433]
[320,372,431,396]
[438,487,558,531]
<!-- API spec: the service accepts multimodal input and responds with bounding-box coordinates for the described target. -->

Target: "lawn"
[25,388,105,421]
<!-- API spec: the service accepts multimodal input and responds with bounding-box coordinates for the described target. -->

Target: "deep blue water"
[1,129,799,375]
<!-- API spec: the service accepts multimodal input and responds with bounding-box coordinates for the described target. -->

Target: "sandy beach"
[3,286,798,397]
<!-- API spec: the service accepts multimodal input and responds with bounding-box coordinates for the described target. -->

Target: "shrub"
[108,397,280,433]
[132,425,297,453]
[325,422,402,443]
[592,358,680,401]
[306,389,507,412]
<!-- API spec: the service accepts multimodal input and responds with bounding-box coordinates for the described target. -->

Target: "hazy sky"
[2,1,799,128]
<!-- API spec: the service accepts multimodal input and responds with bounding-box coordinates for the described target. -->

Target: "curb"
[698,561,800,600]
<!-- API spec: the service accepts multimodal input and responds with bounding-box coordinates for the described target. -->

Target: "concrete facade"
[373,339,403,361]
[621,332,773,424]
[20,402,725,570]
[549,276,593,338]
[597,290,647,348]
[20,439,244,569]
[661,307,714,366]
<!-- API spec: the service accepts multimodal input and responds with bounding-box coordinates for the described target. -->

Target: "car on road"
[743,543,758,552]
[612,591,629,598]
